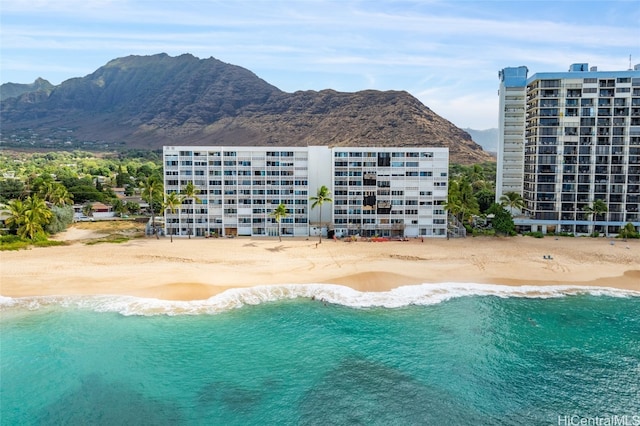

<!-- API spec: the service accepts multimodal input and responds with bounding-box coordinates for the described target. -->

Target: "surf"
[1,283,638,316]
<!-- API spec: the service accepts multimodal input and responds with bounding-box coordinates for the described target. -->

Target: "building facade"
[497,63,640,235]
[496,66,528,200]
[163,146,449,238]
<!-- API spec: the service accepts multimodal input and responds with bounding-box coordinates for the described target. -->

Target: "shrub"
[554,232,575,237]
[45,205,74,234]
[0,235,64,250]
[524,231,544,238]
[618,223,640,239]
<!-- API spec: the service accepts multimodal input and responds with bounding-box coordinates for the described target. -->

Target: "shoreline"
[1,231,639,301]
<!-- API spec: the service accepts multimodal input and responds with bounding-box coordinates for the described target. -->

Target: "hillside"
[463,128,499,154]
[0,78,54,101]
[0,53,492,164]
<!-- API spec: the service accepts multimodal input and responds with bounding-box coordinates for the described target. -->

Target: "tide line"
[1,283,638,316]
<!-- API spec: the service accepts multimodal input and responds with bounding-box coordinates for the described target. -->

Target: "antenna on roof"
[630,54,633,70]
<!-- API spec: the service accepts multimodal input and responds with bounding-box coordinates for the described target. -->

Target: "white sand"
[2,234,639,300]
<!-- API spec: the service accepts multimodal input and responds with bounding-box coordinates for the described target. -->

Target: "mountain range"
[0,77,55,102]
[462,128,499,154]
[0,53,493,164]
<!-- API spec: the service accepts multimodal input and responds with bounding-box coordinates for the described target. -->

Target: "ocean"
[1,284,639,425]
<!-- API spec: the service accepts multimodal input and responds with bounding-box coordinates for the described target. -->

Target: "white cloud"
[1,0,639,129]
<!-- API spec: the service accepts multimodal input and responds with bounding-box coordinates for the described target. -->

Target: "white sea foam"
[1,283,638,316]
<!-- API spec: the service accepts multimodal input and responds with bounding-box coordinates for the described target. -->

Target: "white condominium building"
[497,63,640,235]
[163,146,449,238]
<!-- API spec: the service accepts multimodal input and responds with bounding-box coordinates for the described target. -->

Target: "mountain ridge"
[0,77,55,102]
[0,53,493,164]
[463,128,499,154]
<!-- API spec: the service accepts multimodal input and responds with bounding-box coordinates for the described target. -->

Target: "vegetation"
[139,176,164,239]
[499,191,525,211]
[163,192,183,242]
[84,235,132,245]
[583,199,608,236]
[82,203,95,218]
[181,181,200,239]
[618,223,640,239]
[45,205,74,234]
[6,195,53,240]
[270,203,288,242]
[0,149,162,244]
[486,203,516,236]
[310,185,332,244]
[0,234,66,251]
[524,231,545,238]
[444,178,479,223]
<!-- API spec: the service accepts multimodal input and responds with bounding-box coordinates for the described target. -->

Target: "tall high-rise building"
[497,63,640,235]
[163,146,449,238]
[496,66,528,200]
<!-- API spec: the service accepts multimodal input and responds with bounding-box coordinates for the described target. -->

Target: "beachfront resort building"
[497,63,640,235]
[163,146,449,238]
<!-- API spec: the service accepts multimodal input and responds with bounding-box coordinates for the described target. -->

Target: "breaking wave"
[1,283,638,316]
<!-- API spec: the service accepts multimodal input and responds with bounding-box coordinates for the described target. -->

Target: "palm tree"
[310,185,332,244]
[41,182,73,207]
[82,203,95,218]
[112,199,127,218]
[6,196,53,240]
[499,191,525,212]
[444,179,478,223]
[5,199,26,234]
[270,203,288,242]
[583,199,608,236]
[163,192,183,242]
[23,195,53,240]
[181,181,201,239]
[443,197,463,221]
[140,176,163,239]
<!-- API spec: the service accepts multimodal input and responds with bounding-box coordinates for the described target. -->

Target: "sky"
[1,0,639,130]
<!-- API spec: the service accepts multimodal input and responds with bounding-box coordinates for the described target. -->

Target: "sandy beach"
[1,226,639,300]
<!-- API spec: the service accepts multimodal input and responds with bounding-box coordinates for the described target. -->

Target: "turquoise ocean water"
[1,284,639,425]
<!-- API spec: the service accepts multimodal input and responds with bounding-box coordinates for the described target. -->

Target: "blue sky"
[1,0,639,129]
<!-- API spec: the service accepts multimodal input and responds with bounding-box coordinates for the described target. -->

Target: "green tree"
[41,182,74,207]
[67,183,104,203]
[449,162,496,216]
[445,179,478,223]
[499,191,525,212]
[0,179,25,203]
[270,203,288,242]
[140,176,163,239]
[163,192,183,242]
[487,203,516,236]
[583,199,608,236]
[111,199,127,217]
[181,181,201,239]
[5,199,26,234]
[6,195,53,240]
[475,188,495,213]
[125,201,140,214]
[443,199,464,221]
[310,185,332,244]
[115,165,131,187]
